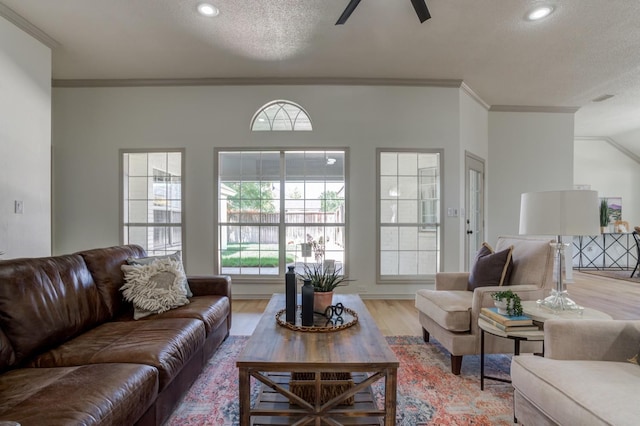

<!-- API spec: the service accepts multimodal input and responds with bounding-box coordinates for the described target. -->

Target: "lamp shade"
[519,190,600,236]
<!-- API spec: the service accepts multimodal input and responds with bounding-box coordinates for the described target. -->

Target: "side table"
[478,319,544,391]
[521,300,613,322]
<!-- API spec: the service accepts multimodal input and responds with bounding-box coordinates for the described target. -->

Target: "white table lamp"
[519,190,600,311]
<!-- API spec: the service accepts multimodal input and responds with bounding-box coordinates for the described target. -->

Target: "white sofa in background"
[511,319,640,425]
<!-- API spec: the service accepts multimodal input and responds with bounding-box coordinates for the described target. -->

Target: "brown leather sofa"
[0,245,232,426]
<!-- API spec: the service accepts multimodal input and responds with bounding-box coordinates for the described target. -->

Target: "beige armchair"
[415,236,555,374]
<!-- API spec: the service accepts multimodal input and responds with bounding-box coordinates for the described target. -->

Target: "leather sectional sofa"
[0,245,232,425]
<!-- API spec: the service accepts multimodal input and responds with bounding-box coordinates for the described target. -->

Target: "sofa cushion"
[132,295,230,336]
[28,318,205,391]
[121,258,189,320]
[415,289,472,332]
[512,355,640,426]
[0,254,109,365]
[0,363,158,425]
[78,245,147,318]
[467,242,513,290]
[127,251,192,297]
[0,328,16,372]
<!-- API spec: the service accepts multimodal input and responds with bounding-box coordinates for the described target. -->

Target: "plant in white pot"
[298,263,352,314]
[491,289,523,316]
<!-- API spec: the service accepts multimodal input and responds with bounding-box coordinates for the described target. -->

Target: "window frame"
[376,148,444,284]
[214,147,349,283]
[250,100,313,131]
[120,148,186,262]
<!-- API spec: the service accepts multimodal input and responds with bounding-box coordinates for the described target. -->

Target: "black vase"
[285,266,297,324]
[301,279,315,327]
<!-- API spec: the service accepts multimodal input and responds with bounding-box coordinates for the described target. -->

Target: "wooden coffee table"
[236,293,399,426]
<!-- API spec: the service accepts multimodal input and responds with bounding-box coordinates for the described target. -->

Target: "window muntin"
[217,150,346,277]
[251,100,312,131]
[122,150,184,256]
[378,150,441,280]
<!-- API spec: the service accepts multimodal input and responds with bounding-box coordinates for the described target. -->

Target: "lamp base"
[537,289,584,312]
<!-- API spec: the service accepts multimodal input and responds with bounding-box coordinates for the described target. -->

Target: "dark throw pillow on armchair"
[467,242,514,291]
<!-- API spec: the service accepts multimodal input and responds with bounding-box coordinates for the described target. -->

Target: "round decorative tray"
[275,305,359,332]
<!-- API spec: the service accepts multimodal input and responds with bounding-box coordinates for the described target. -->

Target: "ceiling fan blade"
[336,0,362,25]
[410,0,431,23]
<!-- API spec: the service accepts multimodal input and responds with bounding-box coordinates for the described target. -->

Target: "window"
[378,149,442,281]
[216,150,346,278]
[250,100,312,131]
[122,150,184,256]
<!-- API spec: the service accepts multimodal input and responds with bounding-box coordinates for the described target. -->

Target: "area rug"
[579,269,640,283]
[165,335,514,426]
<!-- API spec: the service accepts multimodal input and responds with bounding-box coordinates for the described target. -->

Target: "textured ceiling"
[2,0,640,154]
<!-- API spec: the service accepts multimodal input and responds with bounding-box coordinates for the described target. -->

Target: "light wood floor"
[229,271,640,336]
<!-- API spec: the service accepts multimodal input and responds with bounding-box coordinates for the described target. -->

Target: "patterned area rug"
[165,335,514,426]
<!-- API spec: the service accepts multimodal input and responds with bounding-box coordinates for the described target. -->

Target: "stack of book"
[479,307,539,332]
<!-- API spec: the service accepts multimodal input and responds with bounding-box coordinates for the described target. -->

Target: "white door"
[465,152,485,271]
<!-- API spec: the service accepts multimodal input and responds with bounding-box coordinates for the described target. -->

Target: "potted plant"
[600,199,610,233]
[491,289,523,316]
[298,263,352,313]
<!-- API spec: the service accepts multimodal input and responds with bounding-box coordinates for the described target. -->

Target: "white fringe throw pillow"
[121,258,189,319]
[127,251,192,297]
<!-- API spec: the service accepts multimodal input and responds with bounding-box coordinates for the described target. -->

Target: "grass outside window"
[221,243,295,267]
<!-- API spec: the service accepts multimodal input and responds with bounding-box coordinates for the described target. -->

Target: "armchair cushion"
[495,236,554,287]
[415,289,473,332]
[467,242,513,291]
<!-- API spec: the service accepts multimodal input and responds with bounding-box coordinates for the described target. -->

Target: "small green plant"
[297,263,352,292]
[599,199,610,228]
[491,289,523,316]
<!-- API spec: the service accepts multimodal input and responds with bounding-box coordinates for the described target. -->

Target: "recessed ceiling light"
[197,3,219,17]
[526,5,554,21]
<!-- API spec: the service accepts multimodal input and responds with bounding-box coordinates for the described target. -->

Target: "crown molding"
[460,82,490,110]
[489,105,580,113]
[52,77,465,88]
[0,3,59,48]
[575,136,640,165]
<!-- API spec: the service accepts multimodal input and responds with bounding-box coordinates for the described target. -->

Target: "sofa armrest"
[435,272,470,291]
[471,284,541,310]
[545,319,640,362]
[187,275,232,299]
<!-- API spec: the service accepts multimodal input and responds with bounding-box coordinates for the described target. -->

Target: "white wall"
[53,84,462,297]
[0,16,51,258]
[458,90,489,269]
[487,111,575,244]
[574,138,640,227]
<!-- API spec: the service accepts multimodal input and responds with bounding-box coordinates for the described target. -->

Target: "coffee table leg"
[384,368,397,426]
[239,367,250,426]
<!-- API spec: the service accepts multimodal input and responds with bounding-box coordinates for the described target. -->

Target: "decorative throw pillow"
[127,251,192,297]
[121,258,189,319]
[467,242,514,291]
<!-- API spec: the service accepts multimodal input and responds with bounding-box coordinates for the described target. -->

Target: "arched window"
[251,100,312,131]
